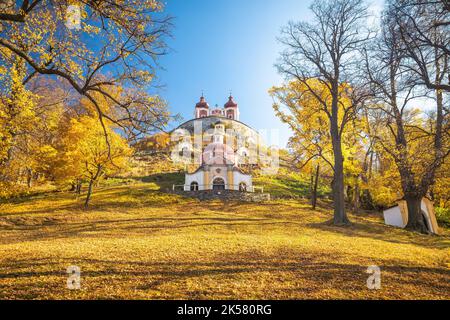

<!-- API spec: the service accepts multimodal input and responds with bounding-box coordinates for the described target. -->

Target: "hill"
[0,179,448,299]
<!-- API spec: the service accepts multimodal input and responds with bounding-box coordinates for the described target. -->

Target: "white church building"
[178,95,254,192]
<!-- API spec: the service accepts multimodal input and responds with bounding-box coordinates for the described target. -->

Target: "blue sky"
[158,0,384,147]
[158,0,315,148]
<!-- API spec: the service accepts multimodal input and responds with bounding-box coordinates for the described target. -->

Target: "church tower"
[195,95,209,118]
[224,95,239,120]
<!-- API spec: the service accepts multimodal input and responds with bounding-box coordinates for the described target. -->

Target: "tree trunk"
[404,195,428,234]
[331,137,349,225]
[312,163,320,210]
[84,165,102,208]
[344,185,350,202]
[360,153,374,210]
[360,189,374,210]
[76,180,82,195]
[84,179,94,208]
[26,168,32,188]
[330,81,350,225]
[353,180,360,213]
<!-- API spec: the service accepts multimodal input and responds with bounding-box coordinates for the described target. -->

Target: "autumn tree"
[0,49,76,196]
[0,57,67,194]
[60,116,131,208]
[133,132,171,154]
[271,79,364,211]
[0,0,172,143]
[364,1,449,233]
[276,0,371,224]
[271,80,333,210]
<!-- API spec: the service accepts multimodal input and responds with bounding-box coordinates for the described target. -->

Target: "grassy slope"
[0,180,448,300]
[253,170,330,199]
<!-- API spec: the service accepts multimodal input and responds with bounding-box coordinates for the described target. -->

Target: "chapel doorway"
[212,177,225,190]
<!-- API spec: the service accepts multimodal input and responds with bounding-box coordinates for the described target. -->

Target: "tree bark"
[26,168,32,188]
[76,179,82,195]
[360,189,374,210]
[404,194,428,234]
[332,136,349,225]
[312,163,320,210]
[360,151,374,210]
[330,81,350,225]
[353,180,360,213]
[84,179,94,208]
[84,165,102,208]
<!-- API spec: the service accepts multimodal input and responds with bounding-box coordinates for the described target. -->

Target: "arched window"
[199,110,208,118]
[239,182,247,192]
[190,182,199,191]
[212,177,225,190]
[226,110,234,119]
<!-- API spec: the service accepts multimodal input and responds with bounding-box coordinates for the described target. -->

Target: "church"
[177,94,255,192]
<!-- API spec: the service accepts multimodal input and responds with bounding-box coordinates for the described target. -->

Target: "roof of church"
[224,95,238,108]
[195,96,209,109]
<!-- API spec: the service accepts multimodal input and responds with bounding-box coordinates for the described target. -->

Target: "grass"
[0,180,448,299]
[435,207,450,228]
[253,170,330,199]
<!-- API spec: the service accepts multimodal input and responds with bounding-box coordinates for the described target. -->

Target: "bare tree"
[276,0,371,225]
[391,0,449,92]
[365,1,449,233]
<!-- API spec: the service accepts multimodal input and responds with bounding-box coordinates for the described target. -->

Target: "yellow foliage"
[0,182,448,299]
[58,115,132,184]
[270,79,364,186]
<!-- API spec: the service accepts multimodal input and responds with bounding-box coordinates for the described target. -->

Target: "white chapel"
[178,95,254,192]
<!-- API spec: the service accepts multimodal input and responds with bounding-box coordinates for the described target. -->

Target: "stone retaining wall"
[173,190,271,202]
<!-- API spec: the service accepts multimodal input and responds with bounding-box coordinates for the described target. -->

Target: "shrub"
[435,207,450,228]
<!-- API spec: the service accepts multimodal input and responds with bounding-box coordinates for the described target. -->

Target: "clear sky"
[158,0,384,148]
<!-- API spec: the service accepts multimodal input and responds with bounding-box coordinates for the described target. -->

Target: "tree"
[60,116,131,208]
[271,80,333,210]
[271,79,364,211]
[391,0,450,92]
[0,58,35,165]
[276,0,371,224]
[0,56,75,196]
[364,1,449,233]
[0,0,172,143]
[133,132,171,154]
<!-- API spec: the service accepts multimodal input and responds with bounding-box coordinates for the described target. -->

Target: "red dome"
[196,96,209,108]
[224,95,237,108]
